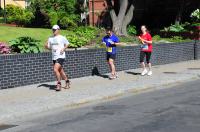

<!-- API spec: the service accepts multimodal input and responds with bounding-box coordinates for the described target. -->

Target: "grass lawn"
[0,26,68,47]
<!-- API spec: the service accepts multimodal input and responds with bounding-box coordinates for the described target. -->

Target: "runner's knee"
[54,67,59,73]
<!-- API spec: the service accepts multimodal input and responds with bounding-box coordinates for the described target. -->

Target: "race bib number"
[107,47,112,53]
[141,44,148,50]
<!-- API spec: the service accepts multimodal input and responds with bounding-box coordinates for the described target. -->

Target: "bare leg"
[60,68,68,81]
[108,59,116,76]
[54,63,62,82]
[141,62,148,76]
[141,62,146,70]
[60,68,70,89]
[107,61,112,74]
[147,63,152,71]
[53,63,62,90]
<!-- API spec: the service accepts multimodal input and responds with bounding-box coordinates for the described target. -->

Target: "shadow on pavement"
[125,71,141,75]
[163,72,177,74]
[0,124,18,131]
[188,68,200,70]
[37,84,56,90]
[92,67,109,78]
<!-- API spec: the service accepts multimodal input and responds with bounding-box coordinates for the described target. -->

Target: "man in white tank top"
[45,25,70,91]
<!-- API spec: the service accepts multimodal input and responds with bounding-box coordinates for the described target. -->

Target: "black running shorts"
[53,58,65,66]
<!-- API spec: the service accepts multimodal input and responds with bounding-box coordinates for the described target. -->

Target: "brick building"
[88,0,111,26]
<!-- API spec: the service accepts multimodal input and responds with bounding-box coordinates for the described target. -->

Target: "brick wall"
[0,42,197,89]
[194,41,200,59]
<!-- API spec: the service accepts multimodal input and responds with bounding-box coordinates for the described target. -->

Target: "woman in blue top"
[102,28,120,79]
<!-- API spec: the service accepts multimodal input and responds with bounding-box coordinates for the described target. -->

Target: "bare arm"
[60,43,69,54]
[139,36,152,44]
[142,39,152,44]
[45,41,51,50]
[113,42,126,46]
[64,43,69,50]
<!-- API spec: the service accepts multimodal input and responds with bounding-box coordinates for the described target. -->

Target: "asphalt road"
[2,80,200,132]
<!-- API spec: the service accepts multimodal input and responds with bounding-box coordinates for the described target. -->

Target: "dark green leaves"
[9,37,42,53]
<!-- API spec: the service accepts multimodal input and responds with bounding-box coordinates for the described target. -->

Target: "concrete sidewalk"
[1,60,200,122]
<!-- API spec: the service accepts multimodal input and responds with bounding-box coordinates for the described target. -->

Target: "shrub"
[67,35,88,48]
[0,7,4,17]
[119,36,139,44]
[58,12,79,29]
[167,36,192,42]
[67,26,98,48]
[58,16,77,29]
[48,11,79,29]
[152,35,161,41]
[32,10,50,28]
[6,4,34,26]
[48,11,59,27]
[0,42,11,54]
[191,9,200,22]
[127,25,137,35]
[153,35,191,43]
[168,24,185,32]
[9,37,42,53]
[29,0,80,28]
[74,26,97,39]
[163,23,190,33]
[15,11,34,26]
[6,4,23,17]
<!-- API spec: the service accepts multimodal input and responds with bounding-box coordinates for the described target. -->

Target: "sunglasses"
[52,29,58,32]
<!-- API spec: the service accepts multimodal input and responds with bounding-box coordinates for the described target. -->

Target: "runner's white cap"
[52,25,60,30]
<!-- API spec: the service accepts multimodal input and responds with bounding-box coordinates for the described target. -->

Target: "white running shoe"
[109,75,117,80]
[141,69,148,76]
[147,71,153,76]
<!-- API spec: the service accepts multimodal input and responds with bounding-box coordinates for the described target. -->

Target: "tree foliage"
[28,0,79,28]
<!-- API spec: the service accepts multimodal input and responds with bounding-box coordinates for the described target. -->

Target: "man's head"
[52,25,60,36]
[106,27,113,37]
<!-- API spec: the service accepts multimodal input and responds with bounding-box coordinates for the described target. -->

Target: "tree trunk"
[109,0,134,36]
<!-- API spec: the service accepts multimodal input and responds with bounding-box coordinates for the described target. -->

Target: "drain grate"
[163,72,177,74]
[0,124,18,131]
[188,68,200,70]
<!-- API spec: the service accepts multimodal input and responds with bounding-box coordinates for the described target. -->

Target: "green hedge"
[67,26,99,48]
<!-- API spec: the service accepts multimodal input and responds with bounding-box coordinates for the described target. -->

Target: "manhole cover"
[163,72,177,74]
[188,68,200,70]
[0,124,18,131]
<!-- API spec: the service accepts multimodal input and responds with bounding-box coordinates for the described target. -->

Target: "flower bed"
[0,42,11,54]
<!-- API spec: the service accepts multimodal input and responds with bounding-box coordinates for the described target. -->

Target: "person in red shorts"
[138,25,153,76]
